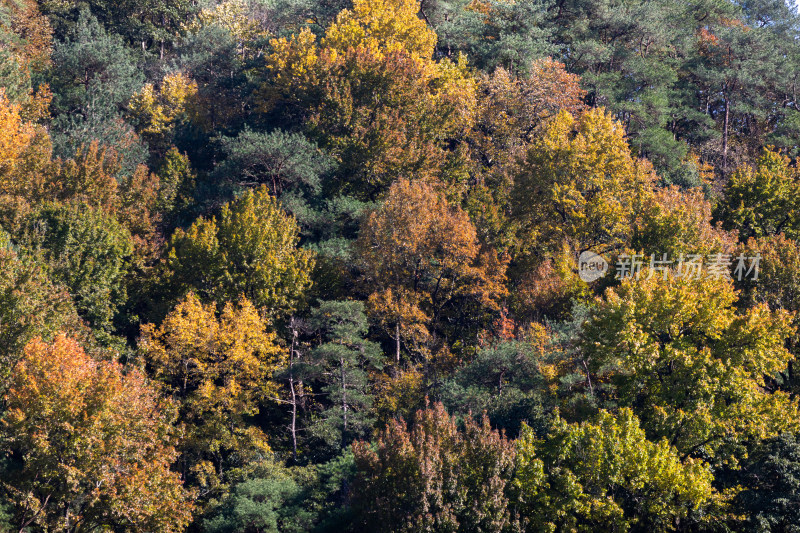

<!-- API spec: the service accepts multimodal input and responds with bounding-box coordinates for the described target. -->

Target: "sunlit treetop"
[324,0,437,60]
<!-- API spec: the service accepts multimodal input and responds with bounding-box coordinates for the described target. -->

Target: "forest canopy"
[3,0,800,531]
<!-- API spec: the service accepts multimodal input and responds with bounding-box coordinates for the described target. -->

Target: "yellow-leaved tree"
[258,0,477,198]
[165,186,314,318]
[509,107,656,319]
[140,292,285,494]
[0,88,52,201]
[513,107,655,257]
[128,72,198,153]
[580,275,800,465]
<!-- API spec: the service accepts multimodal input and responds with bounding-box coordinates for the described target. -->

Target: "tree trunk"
[289,326,299,463]
[341,356,347,449]
[722,96,730,176]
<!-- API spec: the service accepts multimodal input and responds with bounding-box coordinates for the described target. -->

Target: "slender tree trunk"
[341,357,347,449]
[722,95,730,176]
[289,325,299,463]
[395,322,401,365]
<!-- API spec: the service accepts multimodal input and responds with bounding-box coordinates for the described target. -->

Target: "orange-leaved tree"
[2,335,193,532]
[356,178,507,372]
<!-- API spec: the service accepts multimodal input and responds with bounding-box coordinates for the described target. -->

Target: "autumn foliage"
[2,336,193,531]
[3,0,800,530]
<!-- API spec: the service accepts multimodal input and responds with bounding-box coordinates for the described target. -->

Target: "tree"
[0,230,80,393]
[50,141,163,261]
[512,107,655,258]
[0,88,35,182]
[632,185,736,257]
[735,234,800,394]
[0,0,52,105]
[155,146,196,225]
[140,293,285,493]
[20,201,133,332]
[465,61,585,251]
[128,71,198,154]
[356,178,507,368]
[580,275,800,464]
[212,128,334,234]
[188,0,270,62]
[688,11,784,176]
[514,409,718,532]
[306,300,383,452]
[351,402,515,533]
[715,148,800,241]
[732,432,800,532]
[204,472,306,533]
[1,335,193,532]
[443,338,551,438]
[508,106,655,321]
[165,186,314,318]
[259,0,478,199]
[38,0,195,53]
[426,0,554,73]
[0,87,54,214]
[173,22,253,136]
[203,452,357,533]
[47,11,144,151]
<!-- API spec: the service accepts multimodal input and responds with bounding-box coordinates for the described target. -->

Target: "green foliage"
[0,229,80,392]
[580,275,800,464]
[732,432,800,532]
[20,201,133,331]
[156,146,196,223]
[204,474,307,533]
[442,339,550,438]
[203,452,357,533]
[165,186,314,317]
[514,409,718,532]
[46,10,148,173]
[306,300,383,452]
[715,149,800,241]
[214,128,333,233]
[39,0,195,48]
[174,22,254,136]
[48,10,142,113]
[427,0,554,73]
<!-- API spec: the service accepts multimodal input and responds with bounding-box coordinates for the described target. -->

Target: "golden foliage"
[4,335,193,531]
[258,0,477,195]
[0,89,36,182]
[129,72,199,139]
[141,293,285,490]
[324,0,437,60]
[513,107,655,256]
